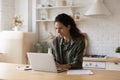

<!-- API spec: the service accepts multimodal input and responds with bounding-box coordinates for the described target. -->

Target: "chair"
[82,33,88,56]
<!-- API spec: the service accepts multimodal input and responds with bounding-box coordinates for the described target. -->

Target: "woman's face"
[55,22,70,37]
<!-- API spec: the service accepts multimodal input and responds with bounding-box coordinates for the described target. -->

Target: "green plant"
[115,46,120,53]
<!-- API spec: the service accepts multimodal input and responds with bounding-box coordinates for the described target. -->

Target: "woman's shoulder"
[72,35,85,46]
[74,34,85,41]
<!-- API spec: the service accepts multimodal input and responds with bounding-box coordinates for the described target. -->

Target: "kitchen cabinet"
[83,61,106,70]
[106,62,120,71]
[83,57,120,71]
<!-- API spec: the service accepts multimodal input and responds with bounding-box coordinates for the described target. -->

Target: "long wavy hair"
[54,13,84,38]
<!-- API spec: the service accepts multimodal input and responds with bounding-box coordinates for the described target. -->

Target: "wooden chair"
[82,33,88,56]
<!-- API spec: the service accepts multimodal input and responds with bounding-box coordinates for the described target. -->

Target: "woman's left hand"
[55,62,71,70]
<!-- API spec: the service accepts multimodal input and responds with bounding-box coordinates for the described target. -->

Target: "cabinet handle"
[89,63,92,66]
[95,64,98,67]
[114,62,118,65]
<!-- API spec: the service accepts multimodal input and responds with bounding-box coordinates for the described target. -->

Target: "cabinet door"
[83,61,106,69]
[106,62,120,71]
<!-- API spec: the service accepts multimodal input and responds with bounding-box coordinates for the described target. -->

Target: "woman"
[51,13,85,70]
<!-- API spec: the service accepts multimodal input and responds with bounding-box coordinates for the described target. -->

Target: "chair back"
[82,33,88,55]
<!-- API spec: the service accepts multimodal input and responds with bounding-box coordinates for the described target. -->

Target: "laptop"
[27,52,65,73]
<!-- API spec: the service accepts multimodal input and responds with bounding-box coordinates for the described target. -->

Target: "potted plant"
[115,46,120,53]
[113,46,120,58]
[12,15,23,31]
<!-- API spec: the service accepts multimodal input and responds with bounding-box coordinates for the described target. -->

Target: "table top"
[0,62,120,80]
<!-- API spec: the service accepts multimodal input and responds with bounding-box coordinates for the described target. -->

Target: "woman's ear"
[68,25,71,30]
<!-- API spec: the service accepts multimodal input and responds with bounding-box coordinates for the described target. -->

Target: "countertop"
[83,57,120,62]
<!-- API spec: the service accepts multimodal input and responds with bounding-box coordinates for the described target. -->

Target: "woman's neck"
[63,35,71,43]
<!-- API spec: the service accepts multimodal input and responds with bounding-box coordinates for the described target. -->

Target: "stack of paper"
[67,70,93,75]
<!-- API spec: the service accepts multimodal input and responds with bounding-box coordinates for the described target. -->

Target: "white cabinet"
[106,62,120,71]
[83,61,106,70]
[0,31,35,64]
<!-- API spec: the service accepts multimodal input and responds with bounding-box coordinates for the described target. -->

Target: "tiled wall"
[38,0,120,57]
[79,0,120,57]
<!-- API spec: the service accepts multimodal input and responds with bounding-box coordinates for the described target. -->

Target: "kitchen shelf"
[36,5,80,10]
[36,19,80,22]
[36,19,54,22]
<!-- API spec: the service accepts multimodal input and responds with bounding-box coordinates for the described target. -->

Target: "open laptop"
[27,52,65,73]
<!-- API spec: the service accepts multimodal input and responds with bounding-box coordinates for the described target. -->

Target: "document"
[67,70,93,75]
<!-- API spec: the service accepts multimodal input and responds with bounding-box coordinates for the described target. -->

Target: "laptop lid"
[27,52,58,72]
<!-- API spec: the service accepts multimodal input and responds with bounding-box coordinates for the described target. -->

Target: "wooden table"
[0,63,120,80]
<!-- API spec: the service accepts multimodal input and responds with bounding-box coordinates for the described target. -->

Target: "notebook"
[27,52,65,73]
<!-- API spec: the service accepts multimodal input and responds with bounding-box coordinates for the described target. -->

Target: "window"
[0,0,1,31]
[0,0,15,31]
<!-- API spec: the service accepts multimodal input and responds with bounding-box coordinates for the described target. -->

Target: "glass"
[40,11,48,20]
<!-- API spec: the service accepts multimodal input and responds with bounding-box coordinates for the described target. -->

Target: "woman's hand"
[55,62,71,70]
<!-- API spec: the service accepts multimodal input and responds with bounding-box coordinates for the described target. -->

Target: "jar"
[40,11,48,20]
[74,12,80,20]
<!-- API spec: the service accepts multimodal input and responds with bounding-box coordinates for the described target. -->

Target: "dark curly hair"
[54,13,84,38]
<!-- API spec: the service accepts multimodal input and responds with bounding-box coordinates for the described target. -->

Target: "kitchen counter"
[83,57,120,62]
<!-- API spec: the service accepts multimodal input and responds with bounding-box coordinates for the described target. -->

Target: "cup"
[48,48,52,54]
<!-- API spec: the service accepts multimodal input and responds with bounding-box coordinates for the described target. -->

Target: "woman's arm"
[69,38,85,69]
[55,62,71,70]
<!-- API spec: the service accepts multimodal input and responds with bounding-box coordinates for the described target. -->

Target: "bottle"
[36,42,42,53]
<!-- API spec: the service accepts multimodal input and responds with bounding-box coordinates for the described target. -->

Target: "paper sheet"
[67,70,93,75]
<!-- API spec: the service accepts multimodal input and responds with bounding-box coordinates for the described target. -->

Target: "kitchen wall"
[80,0,120,57]
[37,0,120,57]
[1,0,120,57]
